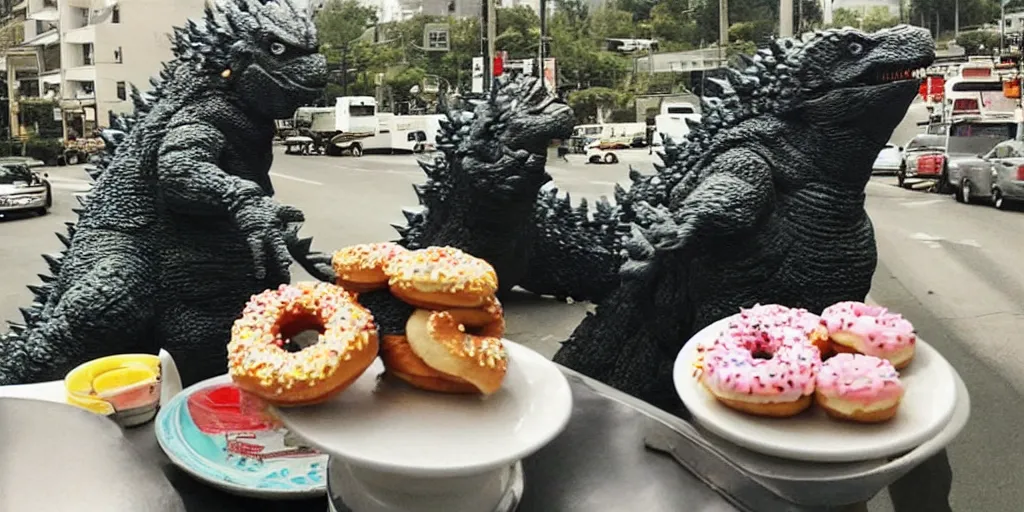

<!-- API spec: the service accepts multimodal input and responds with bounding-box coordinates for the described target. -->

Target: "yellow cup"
[64,354,162,427]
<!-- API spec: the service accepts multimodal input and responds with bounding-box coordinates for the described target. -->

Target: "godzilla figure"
[0,0,336,386]
[396,25,936,407]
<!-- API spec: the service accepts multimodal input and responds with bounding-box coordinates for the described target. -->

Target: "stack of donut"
[225,244,509,407]
[694,302,916,423]
[377,246,507,396]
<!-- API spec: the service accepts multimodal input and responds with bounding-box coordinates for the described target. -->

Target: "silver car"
[0,163,52,216]
[949,139,1024,209]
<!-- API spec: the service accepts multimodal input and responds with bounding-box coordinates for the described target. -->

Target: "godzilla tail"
[552,225,694,410]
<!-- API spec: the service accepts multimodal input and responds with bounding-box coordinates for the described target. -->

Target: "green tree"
[829,8,862,28]
[956,30,1001,55]
[567,86,632,123]
[590,4,637,40]
[315,0,376,56]
[861,6,900,32]
[495,6,541,57]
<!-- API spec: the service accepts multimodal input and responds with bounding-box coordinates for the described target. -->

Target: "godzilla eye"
[848,42,863,55]
[270,42,286,56]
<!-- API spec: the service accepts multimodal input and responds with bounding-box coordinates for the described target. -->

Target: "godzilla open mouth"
[860,62,931,86]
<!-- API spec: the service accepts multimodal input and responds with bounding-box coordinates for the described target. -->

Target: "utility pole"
[954,0,959,36]
[1001,0,1006,55]
[797,0,803,35]
[539,0,548,66]
[779,0,794,37]
[480,0,489,89]
[719,0,728,64]
[487,0,497,88]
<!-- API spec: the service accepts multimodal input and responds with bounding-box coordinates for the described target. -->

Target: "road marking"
[901,199,946,208]
[910,232,943,249]
[908,232,982,249]
[269,172,323,185]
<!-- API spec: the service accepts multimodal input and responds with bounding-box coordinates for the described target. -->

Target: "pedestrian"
[557,138,570,162]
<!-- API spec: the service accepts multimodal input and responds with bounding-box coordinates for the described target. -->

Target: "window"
[82,43,94,66]
[349,105,375,117]
[427,30,449,51]
[114,46,122,63]
[116,81,126,101]
[112,6,120,23]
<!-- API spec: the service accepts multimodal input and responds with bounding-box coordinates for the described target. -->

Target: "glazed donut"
[820,301,916,369]
[403,308,508,395]
[815,353,904,423]
[227,282,379,406]
[331,242,408,293]
[379,335,479,394]
[384,246,498,309]
[695,326,821,418]
[733,304,831,357]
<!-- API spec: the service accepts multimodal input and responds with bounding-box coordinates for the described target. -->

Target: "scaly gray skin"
[395,26,935,407]
[556,25,936,406]
[0,0,334,387]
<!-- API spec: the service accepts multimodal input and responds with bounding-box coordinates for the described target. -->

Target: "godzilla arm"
[644,148,774,251]
[157,114,291,281]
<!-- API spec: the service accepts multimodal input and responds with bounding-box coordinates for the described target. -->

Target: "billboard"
[542,58,556,93]
[472,57,485,93]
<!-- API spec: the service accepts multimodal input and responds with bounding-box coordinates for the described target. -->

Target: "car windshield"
[0,165,33,184]
[907,135,946,150]
[947,122,1016,154]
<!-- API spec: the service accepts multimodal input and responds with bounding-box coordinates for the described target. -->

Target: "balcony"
[64,25,96,44]
[64,65,96,82]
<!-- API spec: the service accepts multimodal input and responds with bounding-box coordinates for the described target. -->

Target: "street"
[1,101,1022,511]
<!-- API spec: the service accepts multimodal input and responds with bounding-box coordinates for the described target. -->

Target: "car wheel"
[957,178,972,204]
[66,152,80,165]
[35,207,48,216]
[351,144,363,157]
[588,156,599,164]
[993,188,1006,210]
[937,167,952,194]
[325,144,341,156]
[604,153,618,164]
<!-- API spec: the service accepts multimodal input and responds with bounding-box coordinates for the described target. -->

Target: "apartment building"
[6,0,206,139]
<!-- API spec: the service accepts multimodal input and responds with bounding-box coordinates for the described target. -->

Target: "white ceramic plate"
[674,316,958,463]
[274,340,573,477]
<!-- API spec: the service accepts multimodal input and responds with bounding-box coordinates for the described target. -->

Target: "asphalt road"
[1,101,1022,511]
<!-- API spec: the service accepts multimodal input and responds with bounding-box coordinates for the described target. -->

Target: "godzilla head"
[174,0,327,119]
[452,75,574,157]
[789,25,935,139]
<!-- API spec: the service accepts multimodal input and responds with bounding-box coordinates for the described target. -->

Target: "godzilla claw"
[236,196,293,282]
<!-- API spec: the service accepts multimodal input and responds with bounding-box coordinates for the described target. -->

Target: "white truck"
[286,97,442,157]
[651,101,701,149]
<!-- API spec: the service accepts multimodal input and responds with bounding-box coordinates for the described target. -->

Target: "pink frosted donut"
[815,353,904,423]
[694,326,822,418]
[820,301,915,369]
[731,304,831,356]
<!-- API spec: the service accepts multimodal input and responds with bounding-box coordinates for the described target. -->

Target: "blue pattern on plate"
[155,378,328,496]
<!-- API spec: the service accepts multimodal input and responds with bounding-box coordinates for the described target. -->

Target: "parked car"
[872,143,903,175]
[0,156,46,169]
[0,163,51,216]
[897,134,946,188]
[950,139,1024,208]
[942,119,1017,196]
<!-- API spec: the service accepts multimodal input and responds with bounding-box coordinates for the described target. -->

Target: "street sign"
[471,57,484,93]
[522,59,534,76]
[423,23,450,52]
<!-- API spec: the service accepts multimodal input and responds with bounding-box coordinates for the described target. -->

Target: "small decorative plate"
[155,375,328,498]
[674,315,959,463]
